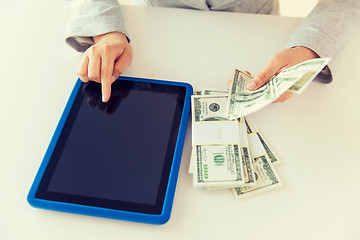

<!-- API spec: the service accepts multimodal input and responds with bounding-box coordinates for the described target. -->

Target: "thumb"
[247,61,284,91]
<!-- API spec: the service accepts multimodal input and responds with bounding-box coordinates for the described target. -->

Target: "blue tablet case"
[27,76,192,224]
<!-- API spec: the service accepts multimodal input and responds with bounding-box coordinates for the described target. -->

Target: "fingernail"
[247,81,256,90]
[102,94,106,102]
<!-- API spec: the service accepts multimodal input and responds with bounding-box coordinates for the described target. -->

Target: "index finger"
[100,52,117,102]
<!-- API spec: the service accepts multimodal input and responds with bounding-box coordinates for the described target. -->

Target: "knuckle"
[80,77,89,83]
[257,72,268,82]
[117,42,127,48]
[101,66,113,78]
[103,43,121,53]
[121,53,133,68]
[273,50,285,60]
[126,52,133,63]
[102,44,119,59]
[114,65,125,76]
[126,44,133,53]
[102,43,112,54]
[101,72,112,80]
[77,73,87,81]
[269,54,280,65]
[77,73,89,82]
[77,74,85,81]
[76,69,86,77]
[87,45,96,56]
[125,46,133,58]
[272,52,281,61]
[88,74,100,81]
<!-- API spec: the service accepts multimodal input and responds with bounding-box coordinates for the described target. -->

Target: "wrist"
[293,46,319,59]
[93,32,128,44]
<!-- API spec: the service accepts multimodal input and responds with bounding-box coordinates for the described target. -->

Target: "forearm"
[286,0,360,83]
[66,0,129,52]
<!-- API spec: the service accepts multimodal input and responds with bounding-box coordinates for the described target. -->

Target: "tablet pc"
[27,76,192,224]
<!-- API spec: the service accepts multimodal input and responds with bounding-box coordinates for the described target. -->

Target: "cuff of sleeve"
[65,31,130,53]
[66,36,94,53]
[65,4,129,52]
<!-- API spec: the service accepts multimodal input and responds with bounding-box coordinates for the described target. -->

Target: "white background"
[1,1,360,240]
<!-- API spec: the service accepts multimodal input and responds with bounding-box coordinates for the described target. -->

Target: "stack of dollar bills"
[189,58,330,199]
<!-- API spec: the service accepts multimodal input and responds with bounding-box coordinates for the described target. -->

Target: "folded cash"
[233,117,282,199]
[244,116,280,164]
[232,154,282,200]
[227,58,330,119]
[284,58,330,94]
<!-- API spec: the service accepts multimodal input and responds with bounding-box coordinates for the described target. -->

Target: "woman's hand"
[77,32,133,102]
[247,46,319,102]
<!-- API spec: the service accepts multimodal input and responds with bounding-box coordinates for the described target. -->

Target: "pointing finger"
[100,50,117,102]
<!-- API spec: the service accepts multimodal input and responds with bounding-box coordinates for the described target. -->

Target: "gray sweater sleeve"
[65,0,128,52]
[66,0,360,83]
[286,0,360,83]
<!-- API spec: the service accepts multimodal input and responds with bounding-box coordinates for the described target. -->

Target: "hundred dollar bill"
[193,144,244,188]
[244,116,280,164]
[232,154,282,199]
[191,95,230,122]
[226,69,279,119]
[227,58,330,119]
[284,58,330,94]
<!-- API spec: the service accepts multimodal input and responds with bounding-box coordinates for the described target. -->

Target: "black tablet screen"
[36,79,186,214]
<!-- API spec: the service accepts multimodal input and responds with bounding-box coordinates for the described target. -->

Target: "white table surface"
[1,1,360,239]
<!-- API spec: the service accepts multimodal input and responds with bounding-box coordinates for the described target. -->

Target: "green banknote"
[233,154,282,199]
[191,95,230,122]
[227,58,330,119]
[244,117,280,164]
[193,144,245,188]
[285,58,330,94]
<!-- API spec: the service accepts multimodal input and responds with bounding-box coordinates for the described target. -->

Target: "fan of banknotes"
[189,58,330,199]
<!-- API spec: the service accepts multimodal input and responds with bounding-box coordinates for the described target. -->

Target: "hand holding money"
[190,58,330,199]
[247,47,322,102]
[227,58,330,119]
